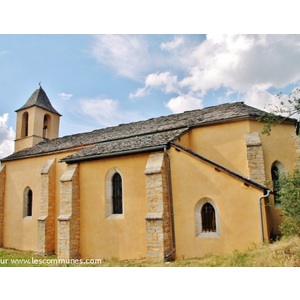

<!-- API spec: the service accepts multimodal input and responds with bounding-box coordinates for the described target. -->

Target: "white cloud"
[180,34,300,96]
[160,36,184,51]
[243,88,278,111]
[79,98,141,127]
[89,35,196,82]
[145,72,178,93]
[165,94,203,114]
[0,51,8,56]
[130,72,179,99]
[244,86,300,120]
[129,87,148,99]
[58,93,73,100]
[91,34,300,115]
[0,113,15,159]
[90,35,149,81]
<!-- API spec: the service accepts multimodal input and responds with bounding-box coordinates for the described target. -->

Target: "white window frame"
[105,168,124,219]
[195,198,220,238]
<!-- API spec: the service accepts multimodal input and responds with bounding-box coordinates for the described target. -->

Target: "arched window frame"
[23,187,33,218]
[195,198,220,238]
[271,161,285,205]
[105,168,124,219]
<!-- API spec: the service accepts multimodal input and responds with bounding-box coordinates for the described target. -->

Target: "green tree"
[259,87,300,236]
[258,87,300,135]
[276,169,300,236]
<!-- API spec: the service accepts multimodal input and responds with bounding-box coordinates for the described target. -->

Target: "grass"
[1,235,300,267]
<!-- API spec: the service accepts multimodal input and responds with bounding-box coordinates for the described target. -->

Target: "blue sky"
[1,34,300,158]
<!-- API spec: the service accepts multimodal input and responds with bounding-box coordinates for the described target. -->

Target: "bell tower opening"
[21,112,29,137]
[43,114,51,139]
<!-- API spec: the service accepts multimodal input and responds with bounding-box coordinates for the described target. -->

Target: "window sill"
[106,214,124,220]
[197,232,220,239]
[23,216,32,220]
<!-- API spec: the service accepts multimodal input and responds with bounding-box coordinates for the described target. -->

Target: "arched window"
[195,198,220,238]
[23,187,33,218]
[105,168,124,218]
[201,203,216,232]
[271,161,285,204]
[112,173,123,214]
[43,114,51,139]
[22,112,29,137]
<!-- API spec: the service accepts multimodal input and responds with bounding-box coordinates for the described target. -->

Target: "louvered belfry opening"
[201,203,216,232]
[112,173,122,214]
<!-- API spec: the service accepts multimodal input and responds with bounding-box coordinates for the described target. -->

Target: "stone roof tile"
[2,102,292,163]
[61,128,188,162]
[15,86,61,116]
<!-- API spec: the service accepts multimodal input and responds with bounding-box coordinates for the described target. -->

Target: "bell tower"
[15,85,61,152]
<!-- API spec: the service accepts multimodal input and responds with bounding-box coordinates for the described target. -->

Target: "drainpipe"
[259,189,271,244]
[164,146,176,259]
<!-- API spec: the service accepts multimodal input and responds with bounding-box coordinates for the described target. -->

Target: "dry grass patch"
[1,236,300,267]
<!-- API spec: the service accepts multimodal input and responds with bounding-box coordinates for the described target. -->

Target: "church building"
[0,86,299,261]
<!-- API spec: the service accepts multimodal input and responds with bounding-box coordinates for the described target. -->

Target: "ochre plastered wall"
[78,153,149,260]
[168,147,265,259]
[176,120,297,239]
[177,120,251,177]
[2,150,77,252]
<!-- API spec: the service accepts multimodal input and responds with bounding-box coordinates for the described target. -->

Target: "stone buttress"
[0,165,6,247]
[57,164,80,260]
[244,132,266,185]
[144,152,173,261]
[37,158,56,254]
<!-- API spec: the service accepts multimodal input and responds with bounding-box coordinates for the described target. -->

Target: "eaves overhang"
[60,145,167,164]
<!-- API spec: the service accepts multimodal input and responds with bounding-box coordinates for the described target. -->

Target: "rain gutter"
[259,189,271,244]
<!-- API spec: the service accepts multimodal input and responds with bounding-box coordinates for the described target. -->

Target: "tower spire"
[15,85,61,116]
[14,86,61,152]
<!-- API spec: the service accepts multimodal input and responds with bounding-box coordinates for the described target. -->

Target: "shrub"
[277,168,300,236]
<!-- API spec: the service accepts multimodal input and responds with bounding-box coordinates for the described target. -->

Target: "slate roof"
[15,86,61,116]
[2,101,295,163]
[61,128,188,163]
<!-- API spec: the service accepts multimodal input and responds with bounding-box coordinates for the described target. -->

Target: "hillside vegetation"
[1,236,300,267]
